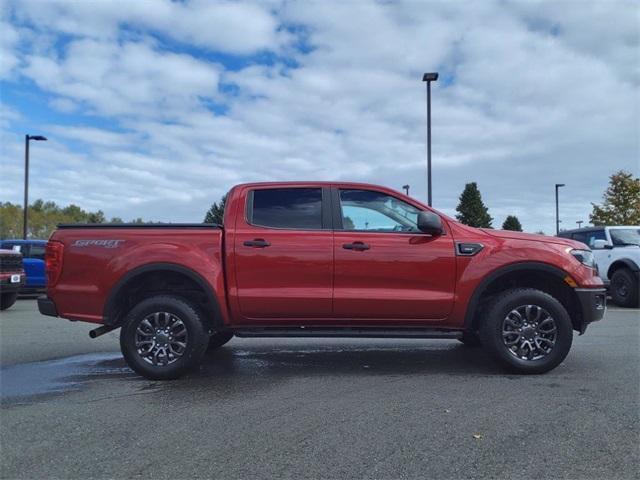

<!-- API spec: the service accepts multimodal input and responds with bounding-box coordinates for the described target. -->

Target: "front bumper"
[0,273,25,293]
[575,288,607,334]
[38,296,59,317]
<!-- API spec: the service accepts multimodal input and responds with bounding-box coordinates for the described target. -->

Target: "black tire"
[207,331,233,351]
[479,288,573,374]
[458,331,482,347]
[120,295,209,380]
[610,268,639,308]
[0,292,18,311]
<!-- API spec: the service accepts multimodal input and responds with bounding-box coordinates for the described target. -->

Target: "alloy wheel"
[502,305,557,361]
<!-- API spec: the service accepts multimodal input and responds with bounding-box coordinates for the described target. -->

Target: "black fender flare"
[607,258,640,279]
[103,262,224,327]
[464,261,571,330]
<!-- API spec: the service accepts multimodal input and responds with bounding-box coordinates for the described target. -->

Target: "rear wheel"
[479,288,573,374]
[0,292,18,311]
[120,295,208,380]
[208,331,233,351]
[610,268,639,308]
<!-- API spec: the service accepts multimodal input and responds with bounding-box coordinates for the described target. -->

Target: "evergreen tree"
[590,170,640,225]
[502,215,523,231]
[455,182,493,228]
[204,194,227,224]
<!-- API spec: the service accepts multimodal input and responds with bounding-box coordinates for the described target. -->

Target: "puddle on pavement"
[0,352,131,404]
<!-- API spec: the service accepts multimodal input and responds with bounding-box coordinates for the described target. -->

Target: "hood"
[481,229,584,248]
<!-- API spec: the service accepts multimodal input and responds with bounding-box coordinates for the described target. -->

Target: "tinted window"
[29,244,45,260]
[339,189,421,232]
[251,188,323,229]
[572,230,605,248]
[610,228,640,246]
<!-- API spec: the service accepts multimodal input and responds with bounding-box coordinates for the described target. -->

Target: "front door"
[233,186,333,321]
[333,188,456,321]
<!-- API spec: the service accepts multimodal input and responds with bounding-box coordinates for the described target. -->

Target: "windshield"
[610,228,640,246]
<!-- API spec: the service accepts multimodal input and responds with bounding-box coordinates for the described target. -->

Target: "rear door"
[332,187,456,321]
[232,186,334,321]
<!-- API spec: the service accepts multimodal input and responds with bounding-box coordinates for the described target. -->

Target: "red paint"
[45,181,603,329]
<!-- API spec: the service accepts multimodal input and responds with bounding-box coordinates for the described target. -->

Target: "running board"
[233,327,463,339]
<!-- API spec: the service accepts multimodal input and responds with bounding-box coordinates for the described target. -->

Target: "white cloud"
[0,0,638,232]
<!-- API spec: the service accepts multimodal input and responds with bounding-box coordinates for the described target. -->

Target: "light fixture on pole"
[402,184,410,196]
[576,220,583,228]
[24,134,48,239]
[555,183,565,235]
[422,72,438,206]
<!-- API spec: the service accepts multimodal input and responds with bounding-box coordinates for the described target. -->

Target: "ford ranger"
[38,182,606,379]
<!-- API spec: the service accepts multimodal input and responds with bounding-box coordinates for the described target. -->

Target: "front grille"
[0,255,23,273]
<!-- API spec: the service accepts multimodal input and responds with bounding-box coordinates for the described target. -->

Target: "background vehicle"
[0,240,47,293]
[39,182,606,379]
[558,226,640,307]
[0,249,25,310]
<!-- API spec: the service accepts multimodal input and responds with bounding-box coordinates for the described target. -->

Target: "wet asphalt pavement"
[1,300,638,479]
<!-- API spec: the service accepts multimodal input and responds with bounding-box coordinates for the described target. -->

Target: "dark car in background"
[0,249,25,310]
[0,240,47,293]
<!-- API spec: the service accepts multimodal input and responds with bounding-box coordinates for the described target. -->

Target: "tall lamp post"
[24,134,47,239]
[422,72,438,206]
[576,220,583,228]
[555,183,565,235]
[402,184,410,196]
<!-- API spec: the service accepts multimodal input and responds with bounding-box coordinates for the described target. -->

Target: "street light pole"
[576,220,583,228]
[555,183,565,235]
[402,184,410,196]
[23,134,47,239]
[422,72,438,206]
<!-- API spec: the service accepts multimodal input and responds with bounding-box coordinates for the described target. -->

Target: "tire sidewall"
[481,289,573,374]
[0,292,18,311]
[120,295,208,380]
[610,269,639,308]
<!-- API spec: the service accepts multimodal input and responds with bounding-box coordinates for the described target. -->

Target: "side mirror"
[417,211,443,235]
[592,239,610,249]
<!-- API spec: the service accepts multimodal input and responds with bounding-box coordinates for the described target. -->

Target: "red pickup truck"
[39,182,606,379]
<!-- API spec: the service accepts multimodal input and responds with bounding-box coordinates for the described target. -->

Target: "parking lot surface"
[1,300,639,479]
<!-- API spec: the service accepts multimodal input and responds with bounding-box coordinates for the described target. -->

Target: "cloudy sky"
[1,0,638,232]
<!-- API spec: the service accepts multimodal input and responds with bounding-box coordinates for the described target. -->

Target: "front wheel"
[479,288,573,374]
[120,295,209,380]
[610,268,639,308]
[0,292,18,311]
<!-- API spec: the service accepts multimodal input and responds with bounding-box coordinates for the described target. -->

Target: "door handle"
[343,242,370,251]
[243,239,271,248]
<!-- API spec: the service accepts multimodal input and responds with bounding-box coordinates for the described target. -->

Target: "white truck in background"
[558,226,640,308]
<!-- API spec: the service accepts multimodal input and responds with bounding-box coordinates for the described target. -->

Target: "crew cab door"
[332,188,456,321]
[232,186,333,321]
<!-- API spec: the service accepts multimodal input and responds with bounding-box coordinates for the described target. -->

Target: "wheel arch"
[464,262,583,332]
[607,258,639,279]
[103,262,224,330]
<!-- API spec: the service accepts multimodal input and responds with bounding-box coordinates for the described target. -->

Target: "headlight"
[570,249,595,268]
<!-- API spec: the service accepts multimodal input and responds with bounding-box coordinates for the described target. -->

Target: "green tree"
[455,182,493,228]
[204,194,227,224]
[0,200,151,239]
[502,215,523,231]
[590,170,640,225]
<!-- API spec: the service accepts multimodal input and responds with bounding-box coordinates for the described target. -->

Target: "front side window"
[250,188,323,229]
[339,189,421,232]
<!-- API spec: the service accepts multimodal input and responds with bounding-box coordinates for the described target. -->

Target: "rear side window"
[29,244,46,260]
[250,188,323,229]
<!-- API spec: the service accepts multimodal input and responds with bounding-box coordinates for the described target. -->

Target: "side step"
[233,327,463,340]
